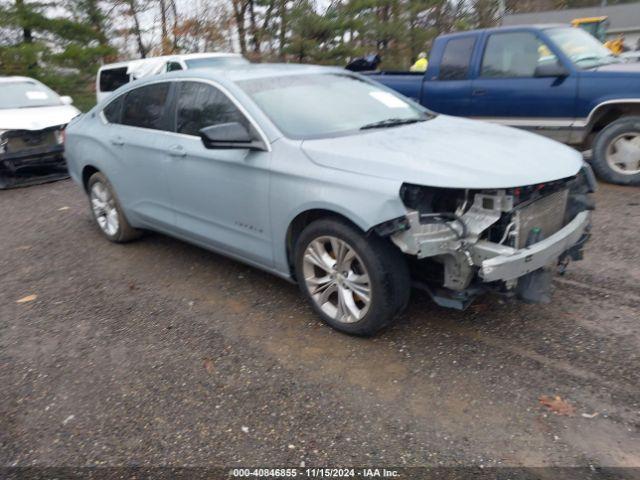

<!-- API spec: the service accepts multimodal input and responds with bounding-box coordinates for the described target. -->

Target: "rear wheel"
[591,116,640,186]
[88,172,141,242]
[294,218,410,336]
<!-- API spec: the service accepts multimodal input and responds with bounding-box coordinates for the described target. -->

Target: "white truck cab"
[96,53,248,102]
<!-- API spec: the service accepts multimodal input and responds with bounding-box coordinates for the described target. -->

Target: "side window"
[439,37,476,80]
[99,67,129,92]
[103,95,123,124]
[176,82,249,136]
[122,82,172,131]
[481,32,559,78]
[166,62,183,72]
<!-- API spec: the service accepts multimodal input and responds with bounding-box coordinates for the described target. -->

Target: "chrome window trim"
[98,77,272,152]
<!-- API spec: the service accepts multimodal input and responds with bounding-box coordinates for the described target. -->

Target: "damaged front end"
[0,126,68,189]
[386,165,596,309]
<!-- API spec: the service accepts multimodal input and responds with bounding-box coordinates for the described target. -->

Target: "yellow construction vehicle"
[571,16,627,54]
[571,16,609,43]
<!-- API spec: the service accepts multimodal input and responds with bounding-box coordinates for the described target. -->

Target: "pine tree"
[0,0,115,111]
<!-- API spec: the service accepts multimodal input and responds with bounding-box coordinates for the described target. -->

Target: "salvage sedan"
[64,66,594,336]
[0,76,80,188]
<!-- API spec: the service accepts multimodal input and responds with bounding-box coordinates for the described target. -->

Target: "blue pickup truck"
[368,25,640,186]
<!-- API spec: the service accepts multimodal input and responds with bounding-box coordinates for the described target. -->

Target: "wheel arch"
[81,165,100,192]
[584,100,640,144]
[284,207,371,281]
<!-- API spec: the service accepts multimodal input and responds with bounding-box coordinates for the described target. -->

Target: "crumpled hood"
[0,104,81,131]
[301,115,583,189]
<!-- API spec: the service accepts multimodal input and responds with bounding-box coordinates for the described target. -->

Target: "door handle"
[109,136,124,146]
[168,145,186,158]
[472,89,487,97]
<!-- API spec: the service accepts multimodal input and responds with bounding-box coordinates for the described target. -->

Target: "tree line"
[0,0,635,110]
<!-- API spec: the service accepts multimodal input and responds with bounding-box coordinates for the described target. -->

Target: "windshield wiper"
[360,117,426,130]
[15,104,59,109]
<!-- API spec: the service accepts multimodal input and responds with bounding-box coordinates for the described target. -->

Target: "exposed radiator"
[514,188,568,248]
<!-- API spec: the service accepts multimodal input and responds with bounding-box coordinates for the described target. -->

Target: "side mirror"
[60,95,74,105]
[535,62,569,78]
[199,122,266,151]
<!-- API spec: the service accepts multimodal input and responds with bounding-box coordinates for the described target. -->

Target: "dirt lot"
[1,179,639,469]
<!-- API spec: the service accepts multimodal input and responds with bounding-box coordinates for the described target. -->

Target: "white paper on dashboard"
[369,91,409,108]
[26,91,48,100]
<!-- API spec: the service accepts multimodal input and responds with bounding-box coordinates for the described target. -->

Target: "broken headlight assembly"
[388,178,592,308]
[0,130,7,154]
[54,128,65,145]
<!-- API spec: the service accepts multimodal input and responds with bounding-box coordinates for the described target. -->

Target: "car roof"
[0,76,40,83]
[222,63,344,81]
[164,63,345,82]
[438,24,569,40]
[99,52,243,70]
[95,64,352,111]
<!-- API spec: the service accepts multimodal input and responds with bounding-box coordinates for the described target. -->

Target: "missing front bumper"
[0,146,68,189]
[478,211,591,283]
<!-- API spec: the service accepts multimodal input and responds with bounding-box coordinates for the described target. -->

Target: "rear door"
[164,80,273,266]
[421,35,476,115]
[469,30,577,141]
[115,81,177,229]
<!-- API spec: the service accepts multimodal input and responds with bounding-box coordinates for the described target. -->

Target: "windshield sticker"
[369,91,409,108]
[26,91,48,100]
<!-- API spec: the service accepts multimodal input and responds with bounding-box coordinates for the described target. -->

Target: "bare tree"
[232,0,250,53]
[173,0,235,53]
[114,0,149,57]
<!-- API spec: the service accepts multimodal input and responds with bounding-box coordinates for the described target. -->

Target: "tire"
[591,116,640,186]
[87,172,141,243]
[294,218,410,336]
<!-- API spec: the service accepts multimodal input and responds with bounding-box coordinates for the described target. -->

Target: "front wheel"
[591,116,640,186]
[294,218,410,336]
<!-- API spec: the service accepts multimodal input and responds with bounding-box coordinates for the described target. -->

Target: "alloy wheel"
[90,181,119,236]
[302,236,371,324]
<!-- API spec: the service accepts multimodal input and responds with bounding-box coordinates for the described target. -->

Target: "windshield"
[184,56,249,69]
[0,80,62,109]
[546,27,620,69]
[238,73,430,139]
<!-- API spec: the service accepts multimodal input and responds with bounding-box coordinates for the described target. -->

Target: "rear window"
[121,83,172,131]
[99,67,129,92]
[438,37,476,80]
[166,62,183,72]
[103,95,123,123]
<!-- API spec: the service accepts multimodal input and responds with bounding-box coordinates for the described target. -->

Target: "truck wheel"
[591,116,640,186]
[87,172,141,242]
[294,218,410,336]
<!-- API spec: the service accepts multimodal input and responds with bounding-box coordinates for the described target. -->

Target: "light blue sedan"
[65,65,594,335]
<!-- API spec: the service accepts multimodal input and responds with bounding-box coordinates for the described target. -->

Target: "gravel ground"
[1,179,639,468]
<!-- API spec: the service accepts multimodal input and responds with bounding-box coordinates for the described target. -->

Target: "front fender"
[270,172,406,275]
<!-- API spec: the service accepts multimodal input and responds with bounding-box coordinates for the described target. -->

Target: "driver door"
[470,31,577,142]
[165,80,273,267]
